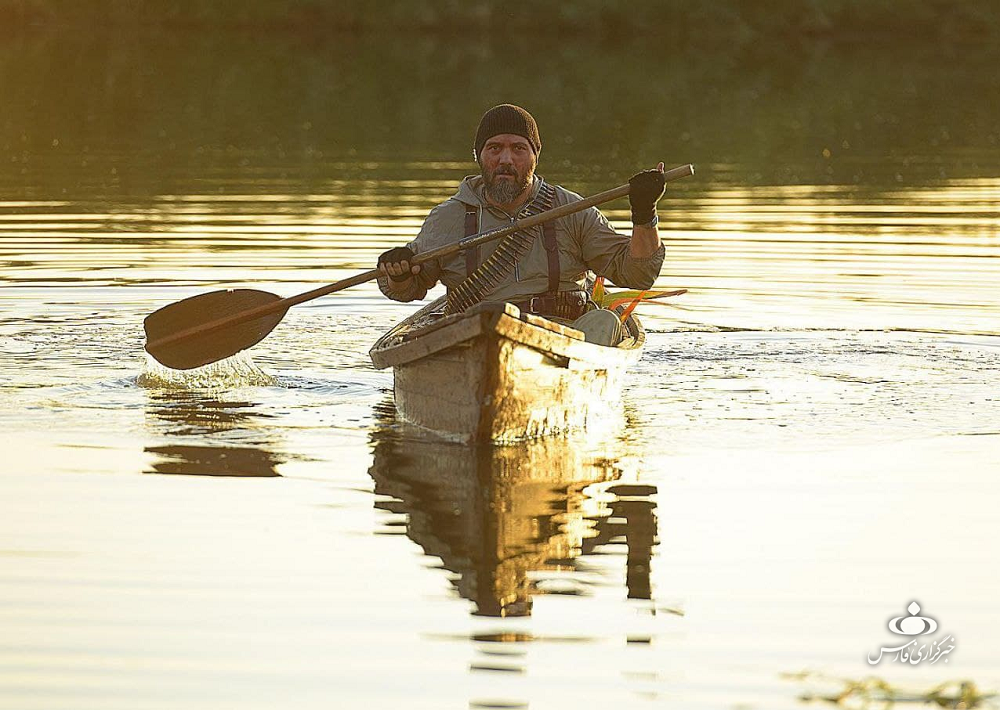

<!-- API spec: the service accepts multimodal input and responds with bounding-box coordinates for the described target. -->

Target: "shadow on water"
[142,391,284,477]
[367,402,658,617]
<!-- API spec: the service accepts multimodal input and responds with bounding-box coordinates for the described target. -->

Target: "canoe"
[369,296,645,442]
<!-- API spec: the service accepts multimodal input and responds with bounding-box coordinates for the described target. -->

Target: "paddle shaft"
[146,164,694,352]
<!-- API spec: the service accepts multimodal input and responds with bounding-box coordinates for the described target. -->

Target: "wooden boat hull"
[370,298,644,442]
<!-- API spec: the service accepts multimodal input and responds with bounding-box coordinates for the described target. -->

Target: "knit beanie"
[473,104,541,161]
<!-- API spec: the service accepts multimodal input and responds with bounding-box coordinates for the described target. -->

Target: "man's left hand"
[628,162,666,226]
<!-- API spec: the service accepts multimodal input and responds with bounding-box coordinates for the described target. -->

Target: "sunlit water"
[2,30,1000,710]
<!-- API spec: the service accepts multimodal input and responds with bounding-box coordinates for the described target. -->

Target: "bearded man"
[377,104,667,322]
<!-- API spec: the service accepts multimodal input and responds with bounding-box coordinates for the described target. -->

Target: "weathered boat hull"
[370,298,644,442]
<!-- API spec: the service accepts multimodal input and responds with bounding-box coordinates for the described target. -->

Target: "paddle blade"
[144,289,288,370]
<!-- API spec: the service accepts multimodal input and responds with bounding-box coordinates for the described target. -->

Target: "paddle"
[144,163,695,370]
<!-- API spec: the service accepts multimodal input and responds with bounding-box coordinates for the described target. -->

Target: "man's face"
[479,134,537,206]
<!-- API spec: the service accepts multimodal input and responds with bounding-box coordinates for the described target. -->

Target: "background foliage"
[3,0,1000,39]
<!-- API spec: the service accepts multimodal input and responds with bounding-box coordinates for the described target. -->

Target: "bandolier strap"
[541,219,559,295]
[445,182,557,314]
[464,206,479,276]
[465,202,557,286]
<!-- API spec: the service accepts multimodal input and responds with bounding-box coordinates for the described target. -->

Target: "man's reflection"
[582,484,658,600]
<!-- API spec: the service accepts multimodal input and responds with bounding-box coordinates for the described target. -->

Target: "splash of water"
[136,352,277,389]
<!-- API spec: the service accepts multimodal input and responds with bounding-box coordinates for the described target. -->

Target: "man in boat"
[377,104,666,330]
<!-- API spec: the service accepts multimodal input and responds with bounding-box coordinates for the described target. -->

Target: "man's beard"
[483,164,532,205]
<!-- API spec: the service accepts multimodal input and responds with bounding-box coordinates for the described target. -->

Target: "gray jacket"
[378,174,665,303]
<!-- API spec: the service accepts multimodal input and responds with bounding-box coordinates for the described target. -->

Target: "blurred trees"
[3,0,999,39]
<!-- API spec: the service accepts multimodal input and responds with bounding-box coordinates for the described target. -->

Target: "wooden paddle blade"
[144,289,288,370]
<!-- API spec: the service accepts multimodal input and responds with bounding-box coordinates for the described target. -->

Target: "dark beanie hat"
[473,104,541,161]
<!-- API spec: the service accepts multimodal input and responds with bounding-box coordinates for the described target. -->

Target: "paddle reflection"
[145,444,282,477]
[368,415,658,617]
[143,392,274,434]
[143,392,283,477]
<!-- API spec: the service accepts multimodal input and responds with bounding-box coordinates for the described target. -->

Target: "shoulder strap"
[464,205,479,277]
[542,220,559,295]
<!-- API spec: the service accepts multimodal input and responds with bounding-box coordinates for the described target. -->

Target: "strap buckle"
[527,296,542,313]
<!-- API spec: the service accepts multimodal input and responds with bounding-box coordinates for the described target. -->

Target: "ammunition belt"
[445,182,556,315]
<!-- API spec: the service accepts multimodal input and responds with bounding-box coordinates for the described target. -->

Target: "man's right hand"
[378,246,421,283]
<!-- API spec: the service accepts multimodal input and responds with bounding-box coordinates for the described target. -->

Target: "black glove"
[628,168,666,225]
[378,246,417,282]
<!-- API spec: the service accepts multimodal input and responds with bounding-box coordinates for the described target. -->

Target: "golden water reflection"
[368,418,657,617]
[3,171,996,334]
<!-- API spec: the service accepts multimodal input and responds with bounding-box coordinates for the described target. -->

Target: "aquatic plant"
[785,671,998,709]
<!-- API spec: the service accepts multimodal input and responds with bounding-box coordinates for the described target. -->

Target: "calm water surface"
[1,30,999,709]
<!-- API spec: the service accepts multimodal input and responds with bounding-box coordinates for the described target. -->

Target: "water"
[2,29,1000,709]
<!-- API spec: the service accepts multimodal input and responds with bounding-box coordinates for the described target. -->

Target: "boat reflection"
[368,410,658,617]
[584,483,658,600]
[142,392,283,477]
